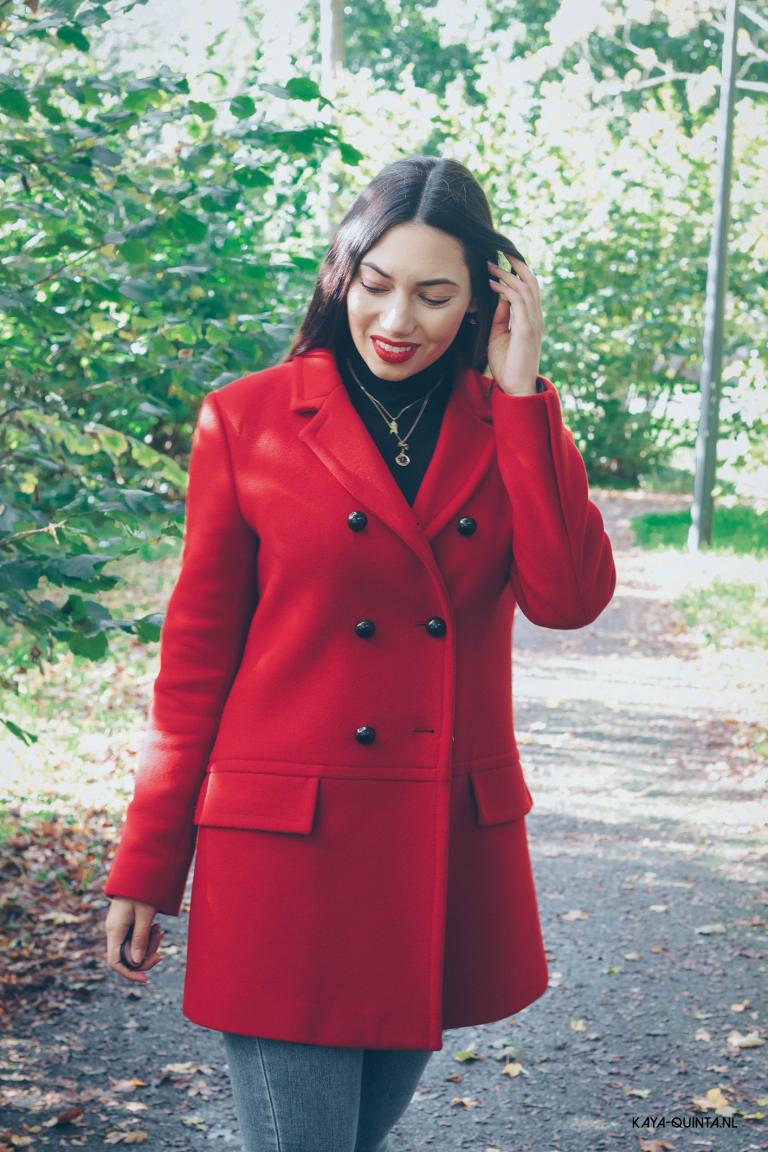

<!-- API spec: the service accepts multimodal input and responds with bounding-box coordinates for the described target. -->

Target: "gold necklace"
[347,359,444,467]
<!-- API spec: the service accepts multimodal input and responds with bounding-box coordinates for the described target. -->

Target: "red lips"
[371,335,420,364]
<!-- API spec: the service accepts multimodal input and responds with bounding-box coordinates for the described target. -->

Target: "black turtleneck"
[337,333,456,507]
[337,333,547,507]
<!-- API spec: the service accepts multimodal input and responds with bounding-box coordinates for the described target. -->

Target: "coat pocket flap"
[194,772,319,834]
[469,762,533,826]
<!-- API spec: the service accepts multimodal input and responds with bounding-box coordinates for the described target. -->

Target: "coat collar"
[292,349,496,558]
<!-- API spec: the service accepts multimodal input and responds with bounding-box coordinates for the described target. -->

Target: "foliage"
[328,0,768,488]
[0,0,362,732]
[630,505,768,555]
[676,578,768,650]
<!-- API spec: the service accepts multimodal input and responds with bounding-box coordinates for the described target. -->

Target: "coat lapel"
[412,365,496,542]
[292,350,496,561]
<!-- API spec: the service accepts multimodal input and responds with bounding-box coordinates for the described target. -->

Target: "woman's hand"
[105,896,163,984]
[486,257,544,396]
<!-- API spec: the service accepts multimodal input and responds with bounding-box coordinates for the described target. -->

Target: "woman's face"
[346,222,476,381]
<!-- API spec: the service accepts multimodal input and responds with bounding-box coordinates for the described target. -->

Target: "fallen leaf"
[693,1087,730,1111]
[623,951,641,961]
[649,904,669,912]
[602,965,622,974]
[9,1140,33,1149]
[110,1080,136,1094]
[104,1136,124,1146]
[122,1134,147,1145]
[626,1087,650,1098]
[696,923,726,935]
[741,1111,765,1120]
[123,1102,147,1113]
[445,1074,462,1082]
[563,909,588,920]
[731,999,750,1012]
[180,1116,207,1129]
[585,1032,602,1040]
[454,1049,484,1062]
[501,1061,529,1078]
[756,1096,768,1105]
[650,945,667,953]
[450,1097,480,1108]
[706,1065,728,1073]
[639,1140,676,1151]
[695,1028,711,1042]
[570,1019,586,1031]
[694,1010,713,1019]
[727,1030,765,1049]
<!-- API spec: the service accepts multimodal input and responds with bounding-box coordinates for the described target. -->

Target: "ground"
[2,492,768,1152]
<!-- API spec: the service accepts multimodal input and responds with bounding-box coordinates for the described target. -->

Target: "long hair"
[289,156,525,371]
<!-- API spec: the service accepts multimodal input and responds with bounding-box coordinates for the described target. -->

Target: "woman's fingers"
[489,278,536,329]
[505,256,541,300]
[105,897,162,983]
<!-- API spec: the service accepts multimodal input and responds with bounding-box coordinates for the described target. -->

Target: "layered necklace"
[346,358,444,467]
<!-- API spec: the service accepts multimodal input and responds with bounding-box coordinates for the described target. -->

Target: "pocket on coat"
[194,771,319,834]
[469,761,533,826]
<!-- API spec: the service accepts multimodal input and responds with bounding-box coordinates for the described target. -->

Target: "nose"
[379,293,416,338]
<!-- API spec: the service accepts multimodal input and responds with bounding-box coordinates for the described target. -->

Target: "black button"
[425,617,447,637]
[355,726,376,744]
[348,511,368,532]
[355,620,376,638]
[457,516,477,536]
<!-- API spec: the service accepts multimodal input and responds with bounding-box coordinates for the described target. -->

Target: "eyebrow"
[360,261,460,289]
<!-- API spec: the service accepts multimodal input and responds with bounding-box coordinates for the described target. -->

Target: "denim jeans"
[222,1033,433,1152]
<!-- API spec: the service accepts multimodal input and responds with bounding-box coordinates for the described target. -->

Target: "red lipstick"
[371,335,420,364]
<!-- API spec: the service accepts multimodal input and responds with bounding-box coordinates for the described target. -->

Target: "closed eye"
[422,296,450,307]
[361,282,388,295]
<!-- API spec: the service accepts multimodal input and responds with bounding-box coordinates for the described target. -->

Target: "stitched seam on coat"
[256,1037,283,1152]
[542,389,588,627]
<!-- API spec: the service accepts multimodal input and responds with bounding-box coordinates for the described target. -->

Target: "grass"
[676,578,768,651]
[630,505,768,556]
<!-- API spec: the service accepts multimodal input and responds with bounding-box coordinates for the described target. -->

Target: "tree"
[0,0,362,739]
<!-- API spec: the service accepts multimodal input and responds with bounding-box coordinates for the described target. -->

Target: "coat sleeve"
[105,392,259,915]
[491,377,615,629]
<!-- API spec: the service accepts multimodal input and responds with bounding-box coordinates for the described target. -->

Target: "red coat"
[106,349,615,1050]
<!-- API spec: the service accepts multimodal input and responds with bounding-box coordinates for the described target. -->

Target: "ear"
[465,297,478,318]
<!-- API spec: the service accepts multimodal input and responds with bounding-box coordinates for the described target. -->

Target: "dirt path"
[3,494,768,1152]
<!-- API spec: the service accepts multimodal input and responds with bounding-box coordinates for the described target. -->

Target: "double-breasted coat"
[106,348,616,1050]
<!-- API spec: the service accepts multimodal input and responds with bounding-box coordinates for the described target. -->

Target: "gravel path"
[3,493,768,1152]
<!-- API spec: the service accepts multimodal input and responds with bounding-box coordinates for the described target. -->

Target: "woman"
[105,156,615,1151]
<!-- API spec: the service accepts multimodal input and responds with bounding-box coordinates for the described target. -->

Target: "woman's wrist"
[494,376,546,397]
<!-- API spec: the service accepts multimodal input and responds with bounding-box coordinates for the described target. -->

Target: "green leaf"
[230,94,255,120]
[188,100,216,121]
[44,554,108,585]
[284,77,324,102]
[135,612,164,642]
[205,325,230,345]
[178,142,215,172]
[118,278,155,303]
[169,324,196,344]
[198,185,239,211]
[91,145,121,167]
[0,86,31,121]
[0,208,17,225]
[1,718,38,746]
[120,239,147,264]
[68,629,108,660]
[233,166,272,188]
[56,25,91,51]
[168,211,208,243]
[0,561,40,592]
[338,141,363,166]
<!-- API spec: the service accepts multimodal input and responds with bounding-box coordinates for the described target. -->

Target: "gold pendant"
[395,451,410,466]
[388,419,399,436]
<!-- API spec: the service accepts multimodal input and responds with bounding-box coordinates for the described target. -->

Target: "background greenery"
[2,0,768,736]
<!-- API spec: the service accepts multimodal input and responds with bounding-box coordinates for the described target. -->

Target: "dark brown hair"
[289,155,525,370]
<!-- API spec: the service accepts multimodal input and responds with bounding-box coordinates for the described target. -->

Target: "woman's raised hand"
[105,896,163,984]
[486,257,544,396]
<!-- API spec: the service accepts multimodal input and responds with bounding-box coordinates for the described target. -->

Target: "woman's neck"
[338,331,453,401]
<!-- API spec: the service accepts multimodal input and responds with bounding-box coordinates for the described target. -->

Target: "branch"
[32,243,103,288]
[741,4,768,35]
[0,517,74,549]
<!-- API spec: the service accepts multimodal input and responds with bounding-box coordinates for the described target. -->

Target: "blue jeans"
[222,1033,433,1152]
